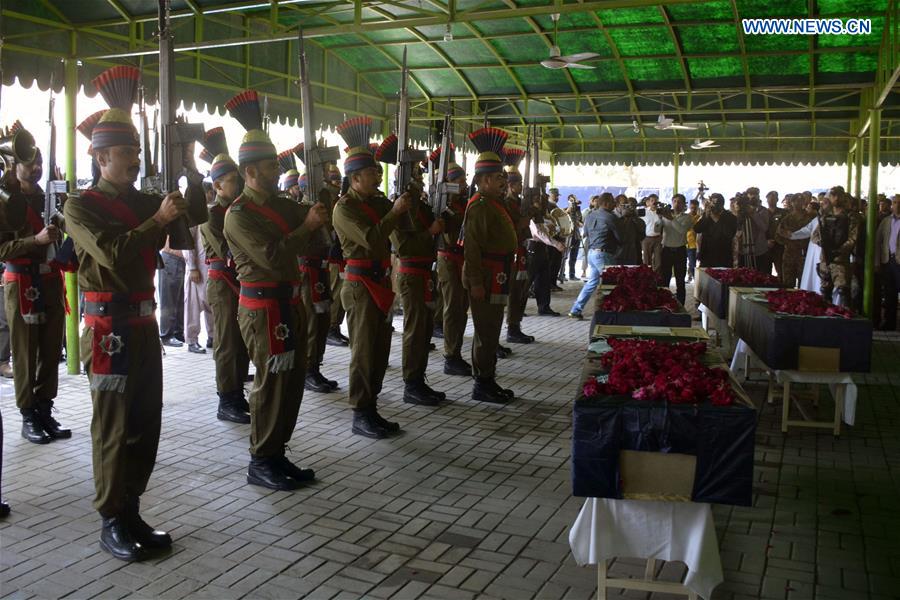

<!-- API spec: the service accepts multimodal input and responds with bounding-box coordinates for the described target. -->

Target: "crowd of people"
[565,186,900,330]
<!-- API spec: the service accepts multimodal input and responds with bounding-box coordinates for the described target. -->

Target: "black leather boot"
[247,456,302,491]
[0,501,10,518]
[352,410,390,439]
[100,516,147,561]
[125,496,171,549]
[373,411,400,433]
[304,371,334,393]
[36,401,71,439]
[496,345,512,359]
[472,377,511,404]
[236,392,250,412]
[274,455,316,483]
[326,326,349,347]
[506,327,535,344]
[217,392,250,424]
[403,380,442,406]
[421,380,447,403]
[444,355,472,376]
[316,371,339,390]
[21,409,51,444]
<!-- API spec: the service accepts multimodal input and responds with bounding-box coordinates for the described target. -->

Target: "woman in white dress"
[791,217,822,293]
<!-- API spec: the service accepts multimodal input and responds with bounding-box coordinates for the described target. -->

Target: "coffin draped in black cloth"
[572,395,756,506]
[695,268,783,319]
[733,294,872,372]
[590,307,692,335]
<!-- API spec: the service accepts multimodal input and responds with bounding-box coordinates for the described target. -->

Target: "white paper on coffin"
[569,498,723,600]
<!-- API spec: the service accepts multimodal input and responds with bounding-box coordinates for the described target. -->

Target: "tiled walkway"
[1,281,898,599]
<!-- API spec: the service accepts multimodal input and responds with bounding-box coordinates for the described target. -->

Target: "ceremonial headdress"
[374,133,398,166]
[198,126,237,182]
[91,66,140,150]
[336,116,376,174]
[429,144,465,182]
[225,90,276,166]
[502,148,525,184]
[277,149,300,190]
[467,127,508,175]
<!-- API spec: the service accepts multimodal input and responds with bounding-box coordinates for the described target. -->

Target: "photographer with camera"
[641,194,663,272]
[693,192,738,268]
[657,194,692,305]
[565,195,583,281]
[736,187,771,273]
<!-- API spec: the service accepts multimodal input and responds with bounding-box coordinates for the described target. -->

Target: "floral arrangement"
[765,289,853,318]
[707,267,780,286]
[582,338,735,406]
[602,264,660,286]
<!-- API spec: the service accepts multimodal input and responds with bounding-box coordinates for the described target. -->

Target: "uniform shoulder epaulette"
[228,197,245,212]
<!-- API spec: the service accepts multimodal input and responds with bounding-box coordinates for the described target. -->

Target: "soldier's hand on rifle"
[428,218,445,236]
[35,224,61,246]
[391,192,413,215]
[154,191,188,226]
[303,202,329,230]
[470,284,486,302]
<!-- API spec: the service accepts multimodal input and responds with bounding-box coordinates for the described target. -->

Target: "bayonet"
[43,71,67,262]
[394,46,427,226]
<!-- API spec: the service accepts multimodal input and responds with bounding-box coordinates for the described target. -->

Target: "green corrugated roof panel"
[471,17,535,35]
[513,66,573,94]
[462,68,519,96]
[747,55,809,76]
[333,47,397,71]
[818,0,888,13]
[743,32,808,53]
[364,28,421,44]
[817,52,879,73]
[316,34,364,49]
[441,39,503,65]
[686,56,745,79]
[570,63,629,91]
[362,72,402,97]
[667,1,733,21]
[557,31,614,57]
[624,58,683,83]
[738,0,808,18]
[818,16,883,47]
[678,25,740,54]
[607,27,676,57]
[490,37,550,63]
[380,44,446,68]
[413,70,472,97]
[597,7,665,25]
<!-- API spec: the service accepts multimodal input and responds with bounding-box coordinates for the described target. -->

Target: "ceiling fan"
[540,14,600,70]
[645,113,698,131]
[691,138,719,149]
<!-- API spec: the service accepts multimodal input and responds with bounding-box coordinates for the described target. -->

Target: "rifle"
[297,28,340,246]
[153,0,204,250]
[43,75,67,262]
[137,81,156,182]
[428,113,459,219]
[394,46,426,227]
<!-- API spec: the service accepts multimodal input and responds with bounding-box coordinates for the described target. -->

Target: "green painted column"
[673,152,680,195]
[846,151,853,192]
[854,142,863,199]
[63,58,80,375]
[863,108,880,319]
[549,153,555,187]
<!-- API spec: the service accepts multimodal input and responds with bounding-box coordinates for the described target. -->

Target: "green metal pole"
[550,153,555,187]
[854,142,863,199]
[846,151,852,192]
[63,58,80,375]
[863,108,880,319]
[673,152,680,195]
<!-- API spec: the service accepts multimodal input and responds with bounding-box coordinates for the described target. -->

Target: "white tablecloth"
[569,498,723,600]
[729,338,857,425]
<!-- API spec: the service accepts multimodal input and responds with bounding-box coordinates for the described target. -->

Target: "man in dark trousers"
[502,149,535,344]
[693,193,738,268]
[65,65,208,561]
[223,89,328,491]
[198,128,251,424]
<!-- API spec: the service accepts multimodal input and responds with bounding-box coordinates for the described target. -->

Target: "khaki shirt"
[300,186,337,258]
[223,184,313,283]
[332,188,400,261]
[438,195,466,250]
[0,191,45,262]
[390,200,436,259]
[200,194,232,262]
[462,194,518,290]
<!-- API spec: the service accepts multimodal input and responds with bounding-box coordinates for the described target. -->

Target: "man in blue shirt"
[568,193,621,319]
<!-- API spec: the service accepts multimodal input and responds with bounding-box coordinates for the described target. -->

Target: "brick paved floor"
[1,279,898,599]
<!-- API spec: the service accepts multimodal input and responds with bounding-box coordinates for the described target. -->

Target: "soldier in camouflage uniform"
[776,194,814,288]
[811,186,859,306]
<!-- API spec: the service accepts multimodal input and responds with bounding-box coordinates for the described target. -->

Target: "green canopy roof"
[1,0,897,164]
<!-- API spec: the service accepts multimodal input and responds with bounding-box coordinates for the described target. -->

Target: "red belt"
[438,247,465,266]
[3,259,62,323]
[238,281,300,367]
[206,258,239,295]
[398,256,436,305]
[298,256,332,310]
[481,252,513,305]
[345,258,395,315]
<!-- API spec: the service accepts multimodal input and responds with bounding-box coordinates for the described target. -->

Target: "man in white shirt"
[875,194,900,330]
[641,194,663,272]
[184,225,214,354]
[658,194,693,305]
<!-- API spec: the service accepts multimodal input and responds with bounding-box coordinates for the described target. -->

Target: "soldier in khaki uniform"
[375,134,446,405]
[776,194,814,288]
[433,151,472,377]
[0,134,70,445]
[326,164,350,347]
[811,186,860,306]
[463,128,518,404]
[292,143,340,394]
[332,117,413,439]
[501,149,535,344]
[65,65,208,561]
[222,90,328,491]
[197,128,251,423]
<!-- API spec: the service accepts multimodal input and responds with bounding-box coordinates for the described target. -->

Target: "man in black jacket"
[693,193,738,268]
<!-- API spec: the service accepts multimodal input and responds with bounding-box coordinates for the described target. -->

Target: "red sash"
[239,281,301,372]
[24,204,43,235]
[83,290,156,392]
[298,256,332,313]
[437,247,464,268]
[3,260,61,324]
[345,259,394,314]
[397,256,436,307]
[240,199,291,234]
[514,246,528,281]
[206,257,239,295]
[481,252,513,305]
[80,190,158,278]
